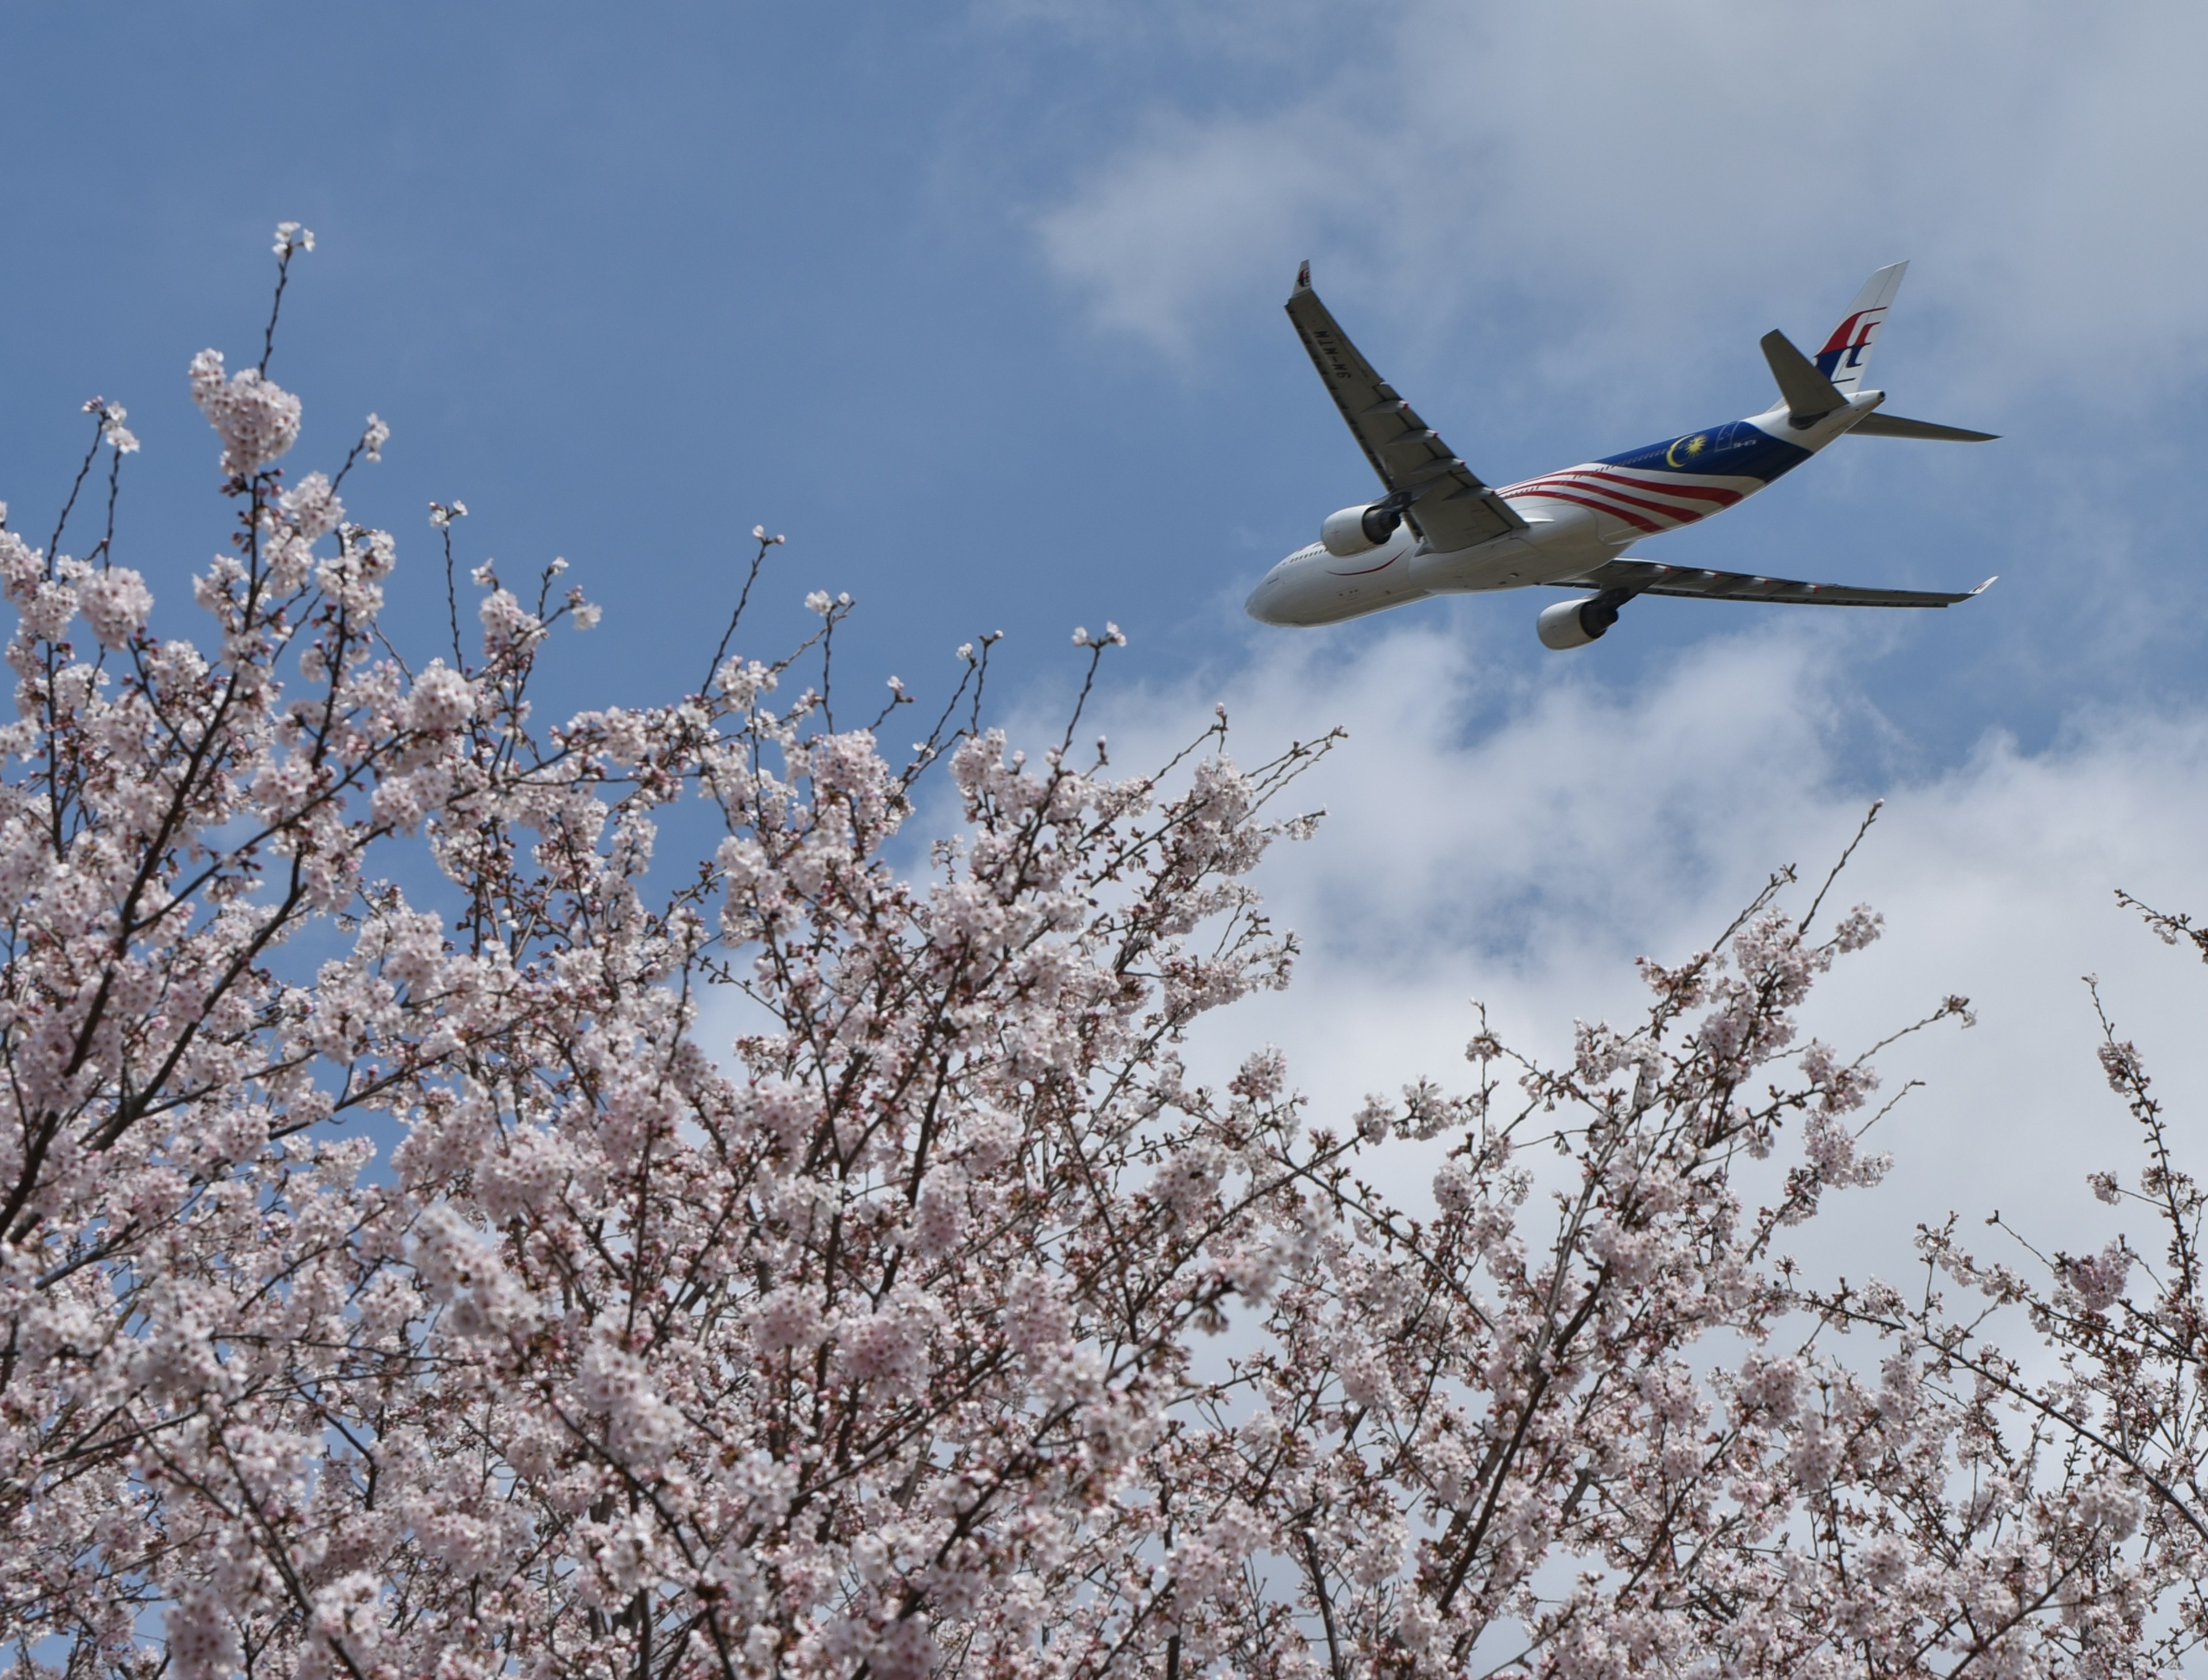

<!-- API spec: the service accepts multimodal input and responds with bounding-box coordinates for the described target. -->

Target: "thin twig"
[1801,799,1882,934]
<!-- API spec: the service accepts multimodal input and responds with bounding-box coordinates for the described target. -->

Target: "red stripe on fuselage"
[1510,475,1713,527]
[1523,480,1708,526]
[1509,487,1662,533]
[1587,471,1744,507]
[1505,469,1746,512]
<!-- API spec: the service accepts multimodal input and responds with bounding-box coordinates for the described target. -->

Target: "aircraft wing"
[1551,557,1995,608]
[1286,264,1526,553]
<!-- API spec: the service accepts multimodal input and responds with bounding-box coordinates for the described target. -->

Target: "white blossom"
[187,347,300,477]
[279,470,344,539]
[77,566,153,648]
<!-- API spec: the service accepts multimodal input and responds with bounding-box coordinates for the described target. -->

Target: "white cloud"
[1080,612,2208,1285]
[1038,111,1377,354]
[1038,1,2208,409]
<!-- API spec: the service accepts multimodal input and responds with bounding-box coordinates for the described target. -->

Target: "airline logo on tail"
[1813,260,1908,394]
[1815,309,1886,382]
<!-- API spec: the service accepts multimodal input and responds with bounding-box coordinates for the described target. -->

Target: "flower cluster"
[187,347,301,479]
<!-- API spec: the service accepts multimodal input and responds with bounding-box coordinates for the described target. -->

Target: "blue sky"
[7,1,2207,1263]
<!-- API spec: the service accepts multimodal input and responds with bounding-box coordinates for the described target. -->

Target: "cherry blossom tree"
[0,229,2203,1679]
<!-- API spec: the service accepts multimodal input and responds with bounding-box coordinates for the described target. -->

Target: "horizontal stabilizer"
[1850,412,1999,442]
[1552,557,1996,609]
[1760,329,1849,425]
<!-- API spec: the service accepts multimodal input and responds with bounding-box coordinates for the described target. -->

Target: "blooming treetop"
[0,231,2203,1680]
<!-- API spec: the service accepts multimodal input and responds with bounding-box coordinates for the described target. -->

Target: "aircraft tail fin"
[1815,261,1908,395]
[1778,263,1998,441]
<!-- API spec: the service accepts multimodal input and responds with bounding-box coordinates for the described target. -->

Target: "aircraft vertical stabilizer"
[1815,262,1907,395]
[1767,262,1997,440]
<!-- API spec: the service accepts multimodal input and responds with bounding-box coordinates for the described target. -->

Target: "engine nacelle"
[1320,503,1404,558]
[1536,595,1623,651]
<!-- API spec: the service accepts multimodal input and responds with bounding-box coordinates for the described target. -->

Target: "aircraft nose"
[1244,577,1289,625]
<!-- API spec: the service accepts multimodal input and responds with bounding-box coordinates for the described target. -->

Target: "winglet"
[1294,259,1312,295]
[1968,575,1998,597]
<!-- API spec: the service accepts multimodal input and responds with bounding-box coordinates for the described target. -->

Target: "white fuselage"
[1245,394,1883,627]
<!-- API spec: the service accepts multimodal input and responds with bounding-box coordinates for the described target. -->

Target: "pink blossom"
[278,470,344,539]
[187,347,301,477]
[2058,1241,2131,1311]
[401,659,475,732]
[77,566,153,649]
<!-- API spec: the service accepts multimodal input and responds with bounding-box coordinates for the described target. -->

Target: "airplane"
[1245,262,1998,649]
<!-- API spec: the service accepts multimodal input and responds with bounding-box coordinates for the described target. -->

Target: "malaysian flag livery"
[1502,421,1812,535]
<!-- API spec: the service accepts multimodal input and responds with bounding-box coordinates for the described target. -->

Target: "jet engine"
[1536,594,1624,650]
[1320,503,1404,558]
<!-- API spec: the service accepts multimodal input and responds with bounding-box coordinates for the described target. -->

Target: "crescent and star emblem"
[1665,433,1710,470]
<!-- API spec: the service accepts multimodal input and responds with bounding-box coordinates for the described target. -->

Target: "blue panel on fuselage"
[1599,419,1812,482]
